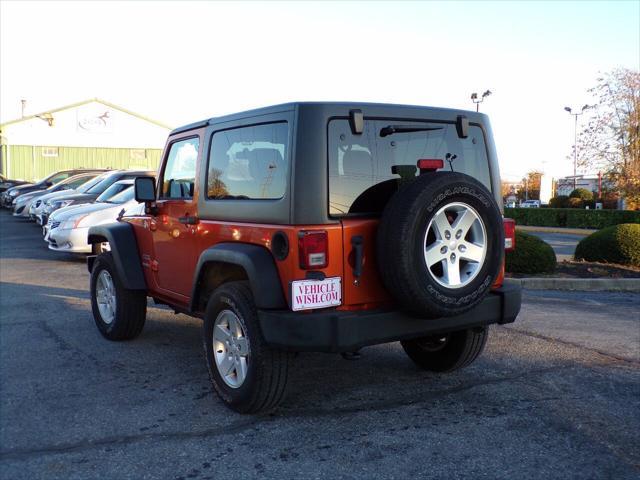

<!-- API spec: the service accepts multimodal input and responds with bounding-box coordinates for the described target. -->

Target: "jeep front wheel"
[90,252,147,340]
[203,281,292,413]
[401,327,489,372]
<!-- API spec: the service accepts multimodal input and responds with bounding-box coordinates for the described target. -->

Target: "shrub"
[569,188,594,201]
[506,231,557,274]
[574,224,640,266]
[568,197,583,208]
[504,208,640,229]
[549,195,570,208]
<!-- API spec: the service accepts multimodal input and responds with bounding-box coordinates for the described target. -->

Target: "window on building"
[130,149,146,161]
[42,147,59,157]
[207,123,288,200]
[160,138,199,199]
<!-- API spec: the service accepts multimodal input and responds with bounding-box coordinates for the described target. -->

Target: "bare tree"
[575,68,640,207]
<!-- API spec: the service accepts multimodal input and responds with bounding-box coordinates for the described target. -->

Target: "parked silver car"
[44,180,137,253]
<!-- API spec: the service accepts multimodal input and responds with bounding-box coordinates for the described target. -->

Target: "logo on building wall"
[77,105,114,133]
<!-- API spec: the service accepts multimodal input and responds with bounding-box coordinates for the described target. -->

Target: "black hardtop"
[192,102,500,226]
[171,102,490,135]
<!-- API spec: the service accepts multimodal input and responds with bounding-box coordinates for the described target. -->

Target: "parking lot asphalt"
[526,231,586,259]
[1,210,639,480]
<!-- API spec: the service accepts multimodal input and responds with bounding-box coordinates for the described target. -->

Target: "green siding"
[1,145,162,181]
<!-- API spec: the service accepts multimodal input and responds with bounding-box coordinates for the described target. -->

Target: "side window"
[208,123,288,200]
[49,172,71,184]
[161,138,199,199]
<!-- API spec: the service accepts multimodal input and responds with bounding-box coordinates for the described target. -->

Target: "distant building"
[556,174,601,197]
[0,98,171,181]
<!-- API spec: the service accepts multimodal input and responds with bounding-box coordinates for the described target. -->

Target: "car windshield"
[76,173,109,193]
[97,183,133,202]
[86,174,122,195]
[328,119,492,216]
[105,186,135,204]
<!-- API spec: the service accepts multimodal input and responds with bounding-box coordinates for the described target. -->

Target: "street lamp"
[471,90,492,112]
[564,104,590,189]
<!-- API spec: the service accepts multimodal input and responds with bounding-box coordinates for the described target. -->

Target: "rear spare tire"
[377,172,503,318]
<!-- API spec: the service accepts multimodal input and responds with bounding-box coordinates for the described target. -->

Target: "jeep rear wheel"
[401,327,489,372]
[377,172,503,318]
[203,281,292,413]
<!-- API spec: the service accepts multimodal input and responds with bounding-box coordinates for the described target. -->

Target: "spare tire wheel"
[377,172,503,318]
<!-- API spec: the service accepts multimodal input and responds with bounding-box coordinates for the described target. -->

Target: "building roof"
[0,98,172,130]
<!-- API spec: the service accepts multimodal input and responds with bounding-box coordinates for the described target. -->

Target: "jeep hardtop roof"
[171,102,490,135]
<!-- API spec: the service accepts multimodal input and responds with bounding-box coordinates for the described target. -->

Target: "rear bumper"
[258,280,522,353]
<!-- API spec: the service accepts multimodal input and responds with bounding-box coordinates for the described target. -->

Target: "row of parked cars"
[1,168,154,253]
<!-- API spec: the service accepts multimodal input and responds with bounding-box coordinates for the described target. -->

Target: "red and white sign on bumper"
[291,277,342,311]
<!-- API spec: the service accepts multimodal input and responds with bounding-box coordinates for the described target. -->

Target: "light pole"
[564,104,590,189]
[471,90,492,112]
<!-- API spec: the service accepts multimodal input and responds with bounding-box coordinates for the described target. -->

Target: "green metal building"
[0,98,171,181]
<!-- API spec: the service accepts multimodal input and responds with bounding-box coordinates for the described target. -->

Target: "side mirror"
[134,176,156,203]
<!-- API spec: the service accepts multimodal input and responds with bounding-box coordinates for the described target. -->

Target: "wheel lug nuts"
[445,231,451,240]
[450,253,456,262]
[455,230,462,239]
[459,244,466,252]
[440,246,447,254]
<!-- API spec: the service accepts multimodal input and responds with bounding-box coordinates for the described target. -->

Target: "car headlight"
[9,190,19,197]
[61,215,87,230]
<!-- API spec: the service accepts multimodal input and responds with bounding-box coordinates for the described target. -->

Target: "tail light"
[298,230,328,269]
[417,159,444,172]
[503,218,516,252]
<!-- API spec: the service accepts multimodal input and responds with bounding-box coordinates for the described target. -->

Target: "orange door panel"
[152,199,200,300]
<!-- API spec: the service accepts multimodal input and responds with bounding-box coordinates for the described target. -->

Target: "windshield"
[86,173,122,194]
[97,182,133,202]
[76,173,108,193]
[328,119,491,216]
[106,186,135,204]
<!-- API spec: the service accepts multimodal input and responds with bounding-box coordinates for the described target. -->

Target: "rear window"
[328,119,491,216]
[207,122,288,200]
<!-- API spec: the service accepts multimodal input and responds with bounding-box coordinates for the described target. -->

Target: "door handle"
[178,215,199,225]
[351,235,364,283]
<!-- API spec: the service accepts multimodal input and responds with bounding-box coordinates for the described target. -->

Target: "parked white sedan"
[44,181,138,254]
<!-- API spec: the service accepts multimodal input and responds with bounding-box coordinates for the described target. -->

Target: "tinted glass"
[64,174,97,189]
[328,119,491,216]
[47,172,72,184]
[108,186,136,204]
[86,173,122,194]
[97,182,133,202]
[77,174,108,193]
[161,138,199,199]
[208,123,288,200]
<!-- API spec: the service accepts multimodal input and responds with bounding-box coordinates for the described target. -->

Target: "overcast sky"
[1,1,638,180]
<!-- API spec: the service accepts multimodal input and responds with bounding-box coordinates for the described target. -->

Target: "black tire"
[377,172,504,318]
[401,327,489,372]
[203,281,292,413]
[90,252,147,340]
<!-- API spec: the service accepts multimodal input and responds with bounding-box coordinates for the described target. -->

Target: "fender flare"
[87,223,147,291]
[190,243,286,311]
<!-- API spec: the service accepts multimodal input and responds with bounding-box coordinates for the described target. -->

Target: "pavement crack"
[0,417,268,461]
[284,365,570,417]
[503,326,640,366]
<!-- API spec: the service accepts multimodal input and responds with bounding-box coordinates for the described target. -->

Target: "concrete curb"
[517,277,640,292]
[516,225,596,236]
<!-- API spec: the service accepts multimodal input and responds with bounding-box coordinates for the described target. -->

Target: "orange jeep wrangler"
[87,103,521,413]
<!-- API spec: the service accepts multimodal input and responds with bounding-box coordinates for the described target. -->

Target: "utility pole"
[471,90,492,112]
[564,104,590,190]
